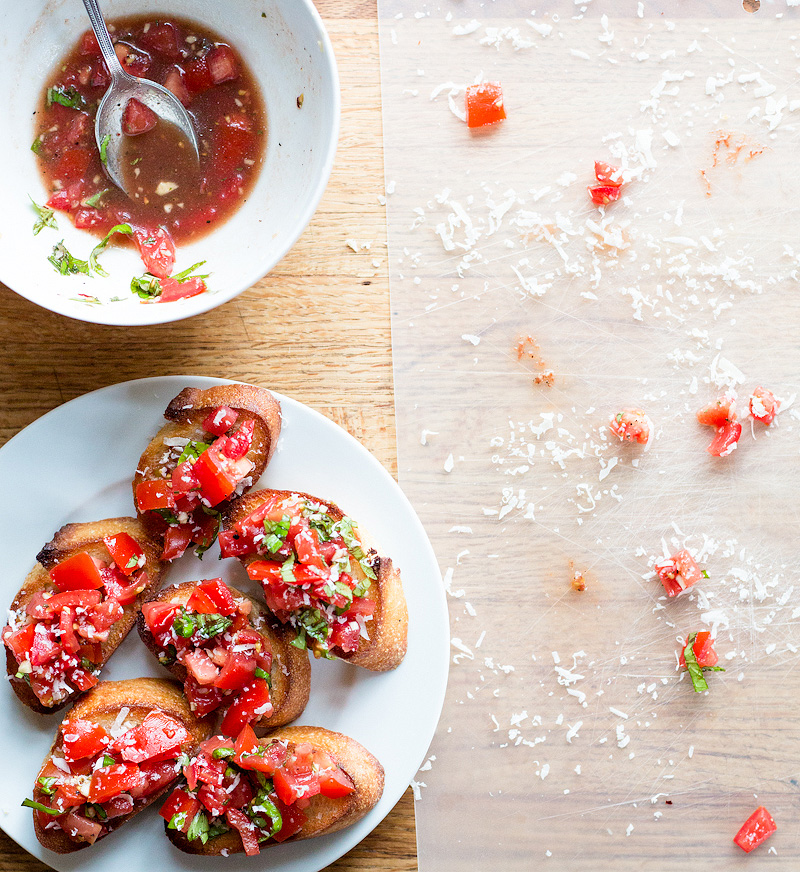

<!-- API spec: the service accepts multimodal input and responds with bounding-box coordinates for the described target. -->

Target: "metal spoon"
[81,0,199,195]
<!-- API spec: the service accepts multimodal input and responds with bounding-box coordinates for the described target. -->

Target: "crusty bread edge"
[136,581,310,730]
[7,518,168,714]
[224,489,408,672]
[164,726,384,856]
[32,678,211,854]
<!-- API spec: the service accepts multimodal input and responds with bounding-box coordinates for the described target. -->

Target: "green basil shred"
[47,85,84,110]
[30,197,58,236]
[22,798,61,815]
[683,632,725,693]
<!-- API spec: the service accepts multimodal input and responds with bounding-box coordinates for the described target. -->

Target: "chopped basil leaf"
[187,810,210,844]
[358,556,377,581]
[296,608,329,646]
[176,752,191,769]
[22,798,61,815]
[167,811,187,831]
[173,610,196,638]
[154,508,180,524]
[83,189,109,208]
[48,241,90,276]
[208,822,230,839]
[37,777,57,796]
[683,633,725,693]
[290,629,307,650]
[47,85,84,110]
[172,260,210,282]
[30,197,58,236]
[131,273,162,300]
[248,789,281,837]
[102,754,115,767]
[158,643,177,666]
[701,569,710,579]
[352,577,371,599]
[254,666,271,684]
[31,136,43,155]
[173,608,233,640]
[263,515,290,554]
[80,656,95,671]
[88,223,133,277]
[224,765,237,779]
[177,440,211,465]
[87,802,108,821]
[125,555,140,569]
[99,133,111,165]
[212,747,235,760]
[280,553,296,585]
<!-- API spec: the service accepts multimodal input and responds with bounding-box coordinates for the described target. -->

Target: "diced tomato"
[88,599,124,633]
[202,406,239,437]
[214,653,256,691]
[679,630,719,669]
[104,794,135,818]
[734,806,777,853]
[198,783,229,817]
[101,566,143,606]
[44,589,103,616]
[233,723,258,760]
[594,161,623,186]
[465,82,506,129]
[122,98,157,136]
[221,419,255,460]
[227,773,255,809]
[226,807,261,856]
[186,750,227,790]
[273,764,319,807]
[68,667,99,692]
[29,628,61,666]
[318,765,355,798]
[272,795,306,842]
[158,276,208,302]
[184,650,220,686]
[749,387,779,425]
[707,419,742,457]
[159,787,201,831]
[52,781,85,811]
[49,551,104,592]
[59,607,80,655]
[207,44,239,84]
[115,42,151,77]
[193,443,252,506]
[246,559,283,583]
[80,30,102,57]
[656,549,703,597]
[293,527,327,570]
[589,184,622,206]
[127,758,177,799]
[62,809,103,844]
[142,601,179,636]
[171,460,200,495]
[62,718,110,762]
[212,113,256,179]
[219,529,255,558]
[47,181,84,213]
[132,226,175,279]
[183,54,214,94]
[54,147,92,183]
[235,494,285,537]
[136,478,175,511]
[219,678,272,736]
[88,763,145,803]
[186,587,219,615]
[3,623,35,661]
[139,21,180,59]
[160,524,192,562]
[199,735,235,757]
[116,711,190,764]
[164,65,191,106]
[697,396,735,427]
[26,592,51,620]
[609,409,650,445]
[329,618,361,654]
[195,579,237,615]
[103,532,145,576]
[184,676,225,717]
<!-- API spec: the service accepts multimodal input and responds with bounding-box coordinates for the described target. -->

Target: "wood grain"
[0,1,418,870]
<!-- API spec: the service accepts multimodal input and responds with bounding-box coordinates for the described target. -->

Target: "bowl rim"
[2,0,341,327]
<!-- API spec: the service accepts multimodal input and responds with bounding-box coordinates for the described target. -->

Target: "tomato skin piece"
[218,529,254,558]
[589,184,622,206]
[158,276,207,302]
[136,479,175,512]
[465,82,506,128]
[707,419,742,457]
[734,806,777,853]
[3,623,35,662]
[226,807,261,856]
[132,227,175,279]
[202,406,239,437]
[192,446,237,506]
[193,579,237,615]
[62,718,110,762]
[219,678,272,736]
[49,551,104,592]
[102,532,144,576]
[185,587,219,615]
[749,386,779,425]
[678,630,719,668]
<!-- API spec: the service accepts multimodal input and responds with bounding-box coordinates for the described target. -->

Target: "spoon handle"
[81,0,127,79]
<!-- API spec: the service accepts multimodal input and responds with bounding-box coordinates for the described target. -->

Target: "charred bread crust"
[132,385,281,538]
[7,518,167,714]
[165,726,384,855]
[224,489,408,672]
[137,581,311,730]
[33,678,211,854]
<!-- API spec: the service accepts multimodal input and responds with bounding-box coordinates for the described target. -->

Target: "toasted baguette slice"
[31,678,211,854]
[223,489,407,671]
[4,518,167,714]
[137,581,310,731]
[165,725,384,855]
[132,384,281,549]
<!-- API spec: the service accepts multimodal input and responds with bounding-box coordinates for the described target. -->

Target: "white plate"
[0,376,449,872]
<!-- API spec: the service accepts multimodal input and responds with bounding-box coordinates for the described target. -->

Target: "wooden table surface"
[0,1,418,870]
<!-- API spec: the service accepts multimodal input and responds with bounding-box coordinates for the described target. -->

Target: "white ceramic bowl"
[0,0,340,325]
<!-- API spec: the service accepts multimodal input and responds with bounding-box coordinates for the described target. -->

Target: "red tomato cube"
[202,406,239,436]
[678,630,719,668]
[589,184,622,206]
[749,386,779,425]
[62,718,110,762]
[121,98,157,135]
[465,82,506,128]
[49,551,105,592]
[609,409,650,444]
[102,532,145,576]
[594,161,623,186]
[136,479,175,512]
[734,806,776,853]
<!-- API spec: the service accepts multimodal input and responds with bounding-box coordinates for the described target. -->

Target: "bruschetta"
[160,724,384,856]
[220,490,407,671]
[133,384,281,561]
[3,518,166,713]
[25,678,211,853]
[137,579,310,734]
